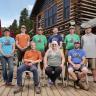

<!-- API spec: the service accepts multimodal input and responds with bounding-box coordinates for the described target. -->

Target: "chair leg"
[86,74,89,85]
[61,67,68,87]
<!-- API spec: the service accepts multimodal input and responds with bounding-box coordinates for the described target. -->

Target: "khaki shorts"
[68,64,88,73]
[87,58,96,69]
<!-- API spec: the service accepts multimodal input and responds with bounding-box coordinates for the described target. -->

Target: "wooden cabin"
[30,0,96,36]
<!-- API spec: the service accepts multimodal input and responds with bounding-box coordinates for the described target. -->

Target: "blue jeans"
[17,64,39,86]
[1,56,14,83]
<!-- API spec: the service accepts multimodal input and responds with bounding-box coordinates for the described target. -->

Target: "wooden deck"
[0,67,96,96]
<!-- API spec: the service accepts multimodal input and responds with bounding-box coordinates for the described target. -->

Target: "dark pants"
[40,51,45,70]
[45,66,62,82]
[17,64,39,86]
[17,48,26,67]
[1,56,14,83]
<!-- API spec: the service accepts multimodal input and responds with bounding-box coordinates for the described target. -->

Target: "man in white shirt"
[81,24,96,82]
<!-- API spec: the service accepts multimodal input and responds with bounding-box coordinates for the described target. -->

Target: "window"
[64,0,70,20]
[37,15,41,28]
[52,5,57,24]
[44,4,57,27]
[45,10,49,27]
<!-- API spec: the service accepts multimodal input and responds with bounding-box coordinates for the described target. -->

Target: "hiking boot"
[26,72,31,79]
[35,86,41,94]
[5,82,15,86]
[93,80,96,83]
[79,81,89,91]
[14,85,23,94]
[74,80,80,89]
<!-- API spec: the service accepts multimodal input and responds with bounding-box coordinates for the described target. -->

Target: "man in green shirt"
[32,27,47,76]
[64,26,80,51]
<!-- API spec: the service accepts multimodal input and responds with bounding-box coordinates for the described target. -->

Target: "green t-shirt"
[32,34,47,51]
[64,34,80,50]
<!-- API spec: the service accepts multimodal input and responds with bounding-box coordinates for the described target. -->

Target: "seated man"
[14,41,42,94]
[44,41,65,85]
[68,41,89,90]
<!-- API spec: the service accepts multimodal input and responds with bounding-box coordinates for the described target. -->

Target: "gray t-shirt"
[81,33,96,58]
[47,49,62,66]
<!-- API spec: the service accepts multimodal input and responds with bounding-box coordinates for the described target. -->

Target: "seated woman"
[44,41,65,85]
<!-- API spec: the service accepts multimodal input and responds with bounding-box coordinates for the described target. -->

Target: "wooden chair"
[66,61,89,87]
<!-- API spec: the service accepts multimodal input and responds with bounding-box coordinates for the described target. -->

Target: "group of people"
[0,23,96,94]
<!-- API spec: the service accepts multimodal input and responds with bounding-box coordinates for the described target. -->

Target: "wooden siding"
[31,0,96,35]
[79,0,96,23]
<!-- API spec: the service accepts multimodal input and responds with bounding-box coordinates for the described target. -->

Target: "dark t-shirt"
[48,34,62,45]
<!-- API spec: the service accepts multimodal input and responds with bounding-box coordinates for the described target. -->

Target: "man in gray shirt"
[81,24,96,82]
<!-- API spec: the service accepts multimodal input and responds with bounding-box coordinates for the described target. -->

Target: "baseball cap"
[69,26,75,29]
[21,25,26,29]
[51,41,58,45]
[38,27,43,30]
[84,24,91,29]
[4,28,10,32]
[74,41,80,44]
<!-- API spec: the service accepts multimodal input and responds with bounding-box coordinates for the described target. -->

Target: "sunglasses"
[38,29,43,31]
[21,27,26,29]
[52,44,57,46]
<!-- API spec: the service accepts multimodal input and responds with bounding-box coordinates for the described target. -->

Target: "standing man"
[32,27,47,76]
[64,26,80,53]
[81,24,96,82]
[0,29,15,85]
[48,27,63,48]
[16,25,30,67]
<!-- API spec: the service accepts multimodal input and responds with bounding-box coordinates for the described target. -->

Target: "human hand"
[44,64,48,69]
[5,54,12,58]
[74,64,81,69]
[25,63,32,66]
[60,64,64,69]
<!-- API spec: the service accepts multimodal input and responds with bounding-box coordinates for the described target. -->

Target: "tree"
[9,19,18,37]
[19,8,28,27]
[9,8,34,37]
[19,8,33,35]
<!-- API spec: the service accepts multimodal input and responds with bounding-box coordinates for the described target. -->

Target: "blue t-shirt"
[48,34,62,45]
[0,37,15,55]
[68,49,86,64]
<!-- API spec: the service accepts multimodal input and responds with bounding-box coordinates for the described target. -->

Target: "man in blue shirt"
[48,27,63,48]
[0,29,15,86]
[68,41,89,90]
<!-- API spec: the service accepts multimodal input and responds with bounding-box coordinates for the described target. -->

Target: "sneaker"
[48,79,56,86]
[14,85,23,94]
[79,81,89,91]
[35,86,41,94]
[48,79,53,86]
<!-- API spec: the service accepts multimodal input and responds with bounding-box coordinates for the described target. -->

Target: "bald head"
[31,41,36,50]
